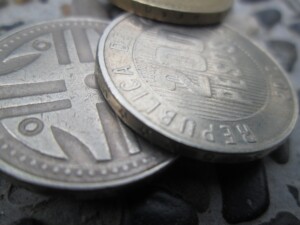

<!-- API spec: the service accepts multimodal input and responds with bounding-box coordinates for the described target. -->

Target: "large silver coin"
[0,18,174,195]
[96,14,298,162]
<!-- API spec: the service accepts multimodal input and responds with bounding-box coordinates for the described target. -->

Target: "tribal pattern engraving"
[0,53,41,76]
[0,19,172,188]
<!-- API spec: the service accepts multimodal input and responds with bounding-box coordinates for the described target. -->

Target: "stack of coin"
[110,0,233,25]
[0,0,297,197]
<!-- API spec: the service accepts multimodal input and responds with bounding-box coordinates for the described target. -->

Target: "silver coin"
[96,14,298,162]
[0,18,174,195]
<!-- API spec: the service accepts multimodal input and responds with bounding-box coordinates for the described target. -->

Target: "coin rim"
[110,1,231,25]
[0,17,175,193]
[97,13,299,162]
[132,0,233,13]
[111,0,233,14]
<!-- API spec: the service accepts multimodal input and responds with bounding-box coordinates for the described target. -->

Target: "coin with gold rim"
[110,0,233,25]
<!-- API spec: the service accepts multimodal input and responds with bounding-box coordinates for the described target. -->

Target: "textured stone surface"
[270,141,290,164]
[10,219,45,225]
[266,40,298,72]
[298,90,300,114]
[0,0,300,225]
[218,161,270,223]
[122,190,199,225]
[260,212,300,225]
[283,0,300,15]
[288,185,300,207]
[0,21,24,36]
[0,0,7,8]
[255,9,281,28]
[289,23,300,36]
[156,159,211,213]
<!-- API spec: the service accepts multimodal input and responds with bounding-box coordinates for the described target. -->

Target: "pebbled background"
[0,0,299,224]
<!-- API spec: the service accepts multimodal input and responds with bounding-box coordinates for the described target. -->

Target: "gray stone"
[267,40,298,72]
[122,190,199,225]
[255,9,282,28]
[260,212,300,225]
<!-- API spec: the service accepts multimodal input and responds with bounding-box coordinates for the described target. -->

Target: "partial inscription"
[0,18,173,192]
[133,27,267,121]
[97,15,298,161]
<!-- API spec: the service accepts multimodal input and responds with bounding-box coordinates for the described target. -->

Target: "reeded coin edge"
[0,18,175,192]
[133,0,233,14]
[96,13,298,162]
[111,0,230,25]
[112,0,233,14]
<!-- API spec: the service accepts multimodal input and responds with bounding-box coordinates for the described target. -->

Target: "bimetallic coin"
[96,14,298,162]
[0,18,174,195]
[110,0,233,25]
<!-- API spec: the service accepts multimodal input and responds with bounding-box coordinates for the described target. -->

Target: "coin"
[96,14,298,162]
[0,18,174,196]
[110,0,233,25]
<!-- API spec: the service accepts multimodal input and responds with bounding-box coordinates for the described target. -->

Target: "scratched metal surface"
[0,0,299,225]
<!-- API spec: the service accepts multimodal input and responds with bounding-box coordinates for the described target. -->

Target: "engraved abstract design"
[0,19,172,189]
